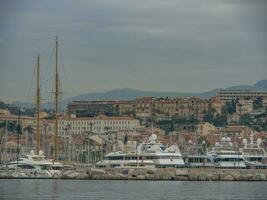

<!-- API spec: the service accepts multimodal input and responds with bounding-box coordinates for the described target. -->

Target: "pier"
[1,167,267,181]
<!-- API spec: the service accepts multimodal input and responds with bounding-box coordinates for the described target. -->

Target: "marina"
[0,1,267,200]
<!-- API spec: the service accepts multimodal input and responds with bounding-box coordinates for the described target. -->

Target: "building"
[116,100,135,116]
[67,96,220,122]
[135,97,153,119]
[196,122,217,137]
[210,96,222,116]
[0,109,11,116]
[236,99,253,115]
[217,90,267,103]
[58,115,140,135]
[154,98,177,121]
[67,100,118,117]
[216,125,252,138]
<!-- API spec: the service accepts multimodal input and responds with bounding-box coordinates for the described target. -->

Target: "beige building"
[210,96,222,116]
[58,115,140,135]
[0,109,11,116]
[135,97,153,119]
[67,96,221,121]
[236,99,253,115]
[217,125,252,138]
[116,100,135,116]
[196,122,217,136]
[154,99,177,121]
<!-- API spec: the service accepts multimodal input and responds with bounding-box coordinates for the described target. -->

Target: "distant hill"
[3,79,267,110]
[224,79,267,91]
[254,79,267,90]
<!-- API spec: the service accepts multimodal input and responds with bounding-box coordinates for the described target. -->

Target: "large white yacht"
[241,134,267,169]
[6,150,67,178]
[96,133,185,168]
[208,137,246,168]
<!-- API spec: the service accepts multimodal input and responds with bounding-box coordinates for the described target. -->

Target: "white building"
[217,90,267,103]
[58,115,140,135]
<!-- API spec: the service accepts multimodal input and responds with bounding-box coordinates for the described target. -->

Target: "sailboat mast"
[16,108,21,172]
[54,35,59,160]
[36,53,41,154]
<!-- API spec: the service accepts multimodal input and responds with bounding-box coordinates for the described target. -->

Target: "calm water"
[0,179,267,200]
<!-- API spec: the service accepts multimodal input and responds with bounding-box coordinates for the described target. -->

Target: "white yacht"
[96,133,184,168]
[241,135,267,169]
[6,150,66,178]
[208,137,246,168]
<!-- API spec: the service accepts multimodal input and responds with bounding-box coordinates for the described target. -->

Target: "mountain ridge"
[2,79,267,110]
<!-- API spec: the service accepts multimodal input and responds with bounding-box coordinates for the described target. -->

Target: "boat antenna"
[36,52,41,154]
[54,34,59,161]
[250,131,254,146]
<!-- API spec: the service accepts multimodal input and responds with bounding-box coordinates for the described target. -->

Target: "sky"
[0,0,266,102]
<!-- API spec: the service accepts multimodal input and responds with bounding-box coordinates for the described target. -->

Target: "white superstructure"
[241,134,267,169]
[6,150,68,177]
[208,137,246,168]
[96,133,184,168]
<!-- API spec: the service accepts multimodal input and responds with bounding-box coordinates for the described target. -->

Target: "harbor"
[0,5,266,184]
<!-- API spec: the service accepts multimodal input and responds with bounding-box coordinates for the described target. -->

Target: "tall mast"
[36,53,41,154]
[54,35,59,160]
[16,108,21,172]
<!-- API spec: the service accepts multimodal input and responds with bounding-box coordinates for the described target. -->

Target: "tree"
[225,99,236,115]
[253,96,263,110]
[239,114,251,127]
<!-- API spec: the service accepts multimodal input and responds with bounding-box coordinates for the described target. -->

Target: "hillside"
[3,79,266,110]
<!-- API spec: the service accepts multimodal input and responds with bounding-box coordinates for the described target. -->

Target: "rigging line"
[41,40,55,57]
[26,60,37,104]
[59,43,71,95]
[42,45,56,107]
[41,45,56,85]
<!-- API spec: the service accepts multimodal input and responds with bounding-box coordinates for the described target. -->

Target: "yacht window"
[19,165,35,169]
[41,165,51,170]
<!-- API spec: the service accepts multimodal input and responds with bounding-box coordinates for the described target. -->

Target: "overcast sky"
[0,0,266,102]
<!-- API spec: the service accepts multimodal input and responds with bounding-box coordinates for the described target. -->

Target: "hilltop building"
[67,96,220,122]
[236,99,253,115]
[217,89,267,103]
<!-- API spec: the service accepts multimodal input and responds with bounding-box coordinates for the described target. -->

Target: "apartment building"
[217,90,267,103]
[67,96,221,121]
[58,115,140,135]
